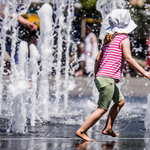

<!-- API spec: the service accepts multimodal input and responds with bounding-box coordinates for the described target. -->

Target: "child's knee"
[119,99,125,106]
[116,99,125,107]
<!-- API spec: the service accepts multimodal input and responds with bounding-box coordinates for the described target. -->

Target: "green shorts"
[95,76,124,110]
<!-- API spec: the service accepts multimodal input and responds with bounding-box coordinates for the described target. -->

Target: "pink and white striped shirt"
[96,34,128,83]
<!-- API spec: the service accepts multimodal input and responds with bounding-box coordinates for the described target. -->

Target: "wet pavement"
[0,76,150,150]
[0,120,150,150]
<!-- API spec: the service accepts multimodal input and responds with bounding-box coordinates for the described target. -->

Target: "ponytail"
[103,33,113,45]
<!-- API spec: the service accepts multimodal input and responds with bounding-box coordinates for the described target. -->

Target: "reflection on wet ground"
[0,117,149,149]
[76,141,118,150]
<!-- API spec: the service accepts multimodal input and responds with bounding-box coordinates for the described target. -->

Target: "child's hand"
[143,71,150,80]
[27,22,37,31]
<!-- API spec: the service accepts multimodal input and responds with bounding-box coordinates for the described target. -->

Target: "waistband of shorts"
[96,75,114,79]
[96,75,115,84]
[97,75,118,82]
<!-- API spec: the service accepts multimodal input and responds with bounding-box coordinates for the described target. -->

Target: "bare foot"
[76,130,93,141]
[102,129,119,137]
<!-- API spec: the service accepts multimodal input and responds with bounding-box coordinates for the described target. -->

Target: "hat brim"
[106,19,137,34]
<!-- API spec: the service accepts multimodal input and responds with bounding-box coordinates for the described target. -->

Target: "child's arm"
[122,38,150,79]
[0,4,37,31]
[7,14,37,31]
[94,49,103,78]
[17,16,37,31]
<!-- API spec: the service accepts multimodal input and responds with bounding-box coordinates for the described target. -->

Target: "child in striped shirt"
[76,9,150,141]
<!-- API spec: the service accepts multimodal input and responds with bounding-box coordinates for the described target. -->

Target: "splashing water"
[8,41,29,133]
[0,0,149,135]
[0,0,77,133]
[29,44,39,126]
[37,3,53,121]
[0,0,31,133]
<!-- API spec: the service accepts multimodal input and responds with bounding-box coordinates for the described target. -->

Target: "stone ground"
[0,75,150,150]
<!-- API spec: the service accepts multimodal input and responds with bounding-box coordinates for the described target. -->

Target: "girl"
[76,9,150,141]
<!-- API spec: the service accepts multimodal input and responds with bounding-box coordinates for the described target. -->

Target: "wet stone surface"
[0,121,149,150]
[0,76,150,149]
[0,107,149,150]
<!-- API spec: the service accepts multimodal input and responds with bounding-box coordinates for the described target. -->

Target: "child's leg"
[76,106,107,141]
[102,99,125,137]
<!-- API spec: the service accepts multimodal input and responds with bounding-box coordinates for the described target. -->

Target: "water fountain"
[0,0,150,142]
[0,0,32,133]
[0,0,150,149]
[0,0,79,133]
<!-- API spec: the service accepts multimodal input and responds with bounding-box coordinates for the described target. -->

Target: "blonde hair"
[103,33,113,45]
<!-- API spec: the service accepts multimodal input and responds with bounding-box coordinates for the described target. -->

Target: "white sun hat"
[106,9,137,34]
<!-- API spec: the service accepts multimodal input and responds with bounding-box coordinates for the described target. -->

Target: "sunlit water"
[0,0,78,133]
[0,1,149,144]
